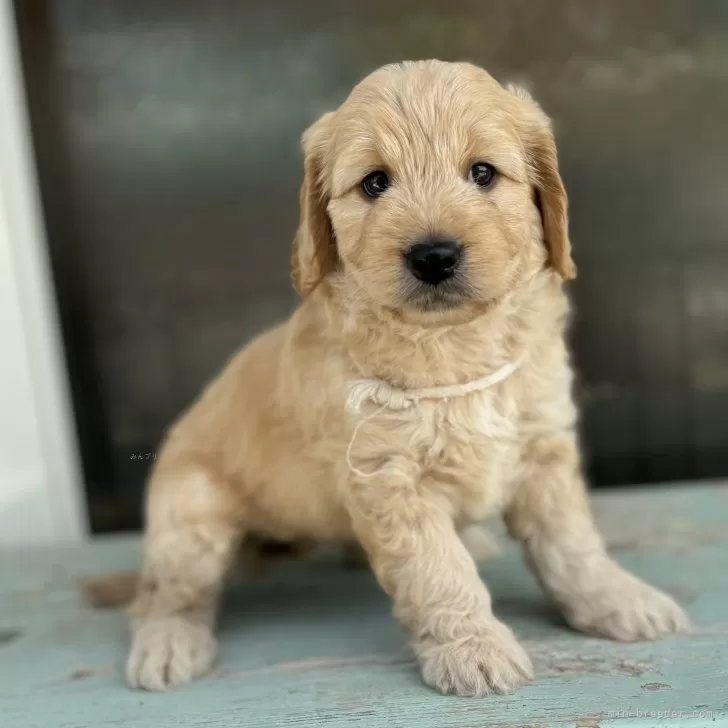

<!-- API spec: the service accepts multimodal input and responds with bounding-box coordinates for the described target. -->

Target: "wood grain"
[1,483,727,727]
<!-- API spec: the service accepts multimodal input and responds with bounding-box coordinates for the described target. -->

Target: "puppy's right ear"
[292,112,337,297]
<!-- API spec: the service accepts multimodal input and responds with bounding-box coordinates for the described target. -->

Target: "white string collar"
[344,359,522,478]
[346,359,522,413]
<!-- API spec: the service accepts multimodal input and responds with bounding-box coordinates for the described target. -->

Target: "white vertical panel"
[0,3,86,545]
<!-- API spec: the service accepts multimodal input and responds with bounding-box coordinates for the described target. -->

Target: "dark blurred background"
[12,0,728,533]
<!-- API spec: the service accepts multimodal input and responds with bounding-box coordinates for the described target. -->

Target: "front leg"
[126,466,243,691]
[347,466,533,696]
[505,430,690,641]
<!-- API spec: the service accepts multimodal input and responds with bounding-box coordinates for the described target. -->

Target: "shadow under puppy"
[125,60,688,695]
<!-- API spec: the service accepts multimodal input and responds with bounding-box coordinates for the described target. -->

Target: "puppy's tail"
[78,537,318,609]
[78,570,139,608]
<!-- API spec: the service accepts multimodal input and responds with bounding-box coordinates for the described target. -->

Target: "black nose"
[405,239,461,285]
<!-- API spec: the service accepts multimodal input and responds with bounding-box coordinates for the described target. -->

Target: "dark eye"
[469,162,496,188]
[361,170,389,198]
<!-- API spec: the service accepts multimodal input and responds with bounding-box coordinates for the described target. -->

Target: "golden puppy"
[126,60,688,695]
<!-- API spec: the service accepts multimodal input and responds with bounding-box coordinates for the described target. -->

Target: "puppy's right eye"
[361,171,389,198]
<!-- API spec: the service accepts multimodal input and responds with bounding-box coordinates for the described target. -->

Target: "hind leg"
[126,467,243,691]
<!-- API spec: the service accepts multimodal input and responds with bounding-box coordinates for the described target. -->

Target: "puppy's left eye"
[469,162,496,188]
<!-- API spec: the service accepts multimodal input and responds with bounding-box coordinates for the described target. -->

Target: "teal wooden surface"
[1,483,727,728]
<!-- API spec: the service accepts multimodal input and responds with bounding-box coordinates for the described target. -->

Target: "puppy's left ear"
[292,112,337,297]
[507,84,576,281]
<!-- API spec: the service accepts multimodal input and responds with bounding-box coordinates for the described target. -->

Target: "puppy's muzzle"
[405,238,461,285]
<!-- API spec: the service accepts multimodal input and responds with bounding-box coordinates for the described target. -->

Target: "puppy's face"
[293,61,575,323]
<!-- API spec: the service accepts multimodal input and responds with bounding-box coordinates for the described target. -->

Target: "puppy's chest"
[421,390,519,463]
[358,388,521,479]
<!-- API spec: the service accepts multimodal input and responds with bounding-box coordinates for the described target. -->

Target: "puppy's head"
[292,60,575,323]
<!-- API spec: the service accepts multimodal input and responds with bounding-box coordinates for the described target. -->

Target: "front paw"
[126,617,217,691]
[566,567,690,642]
[414,621,534,697]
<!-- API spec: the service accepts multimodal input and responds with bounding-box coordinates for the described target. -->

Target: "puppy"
[126,60,688,695]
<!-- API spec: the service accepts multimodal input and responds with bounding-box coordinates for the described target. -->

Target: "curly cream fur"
[127,60,689,694]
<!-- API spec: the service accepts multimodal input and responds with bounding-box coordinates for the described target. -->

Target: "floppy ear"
[291,112,338,297]
[507,84,576,281]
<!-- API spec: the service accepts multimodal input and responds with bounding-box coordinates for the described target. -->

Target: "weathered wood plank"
[1,483,727,727]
